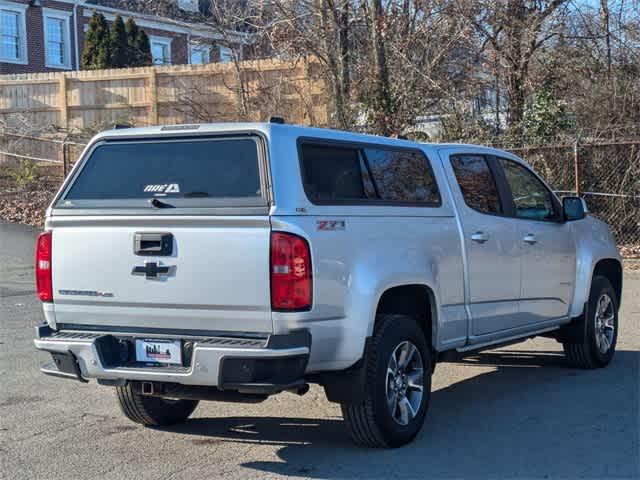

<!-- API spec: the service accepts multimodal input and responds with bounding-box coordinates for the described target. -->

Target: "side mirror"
[563,196,588,222]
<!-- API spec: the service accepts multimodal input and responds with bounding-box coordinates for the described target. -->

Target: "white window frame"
[189,41,210,65]
[149,35,172,65]
[42,8,73,70]
[0,1,28,65]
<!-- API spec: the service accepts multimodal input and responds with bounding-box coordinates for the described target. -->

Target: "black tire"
[341,314,432,448]
[115,382,199,427]
[563,275,618,369]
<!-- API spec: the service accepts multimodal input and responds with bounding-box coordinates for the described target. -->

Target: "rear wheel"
[341,314,431,448]
[116,382,199,426]
[563,275,618,369]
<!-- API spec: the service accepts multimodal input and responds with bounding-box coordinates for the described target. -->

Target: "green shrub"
[9,159,37,189]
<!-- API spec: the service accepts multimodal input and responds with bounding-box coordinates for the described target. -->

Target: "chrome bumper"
[34,325,310,391]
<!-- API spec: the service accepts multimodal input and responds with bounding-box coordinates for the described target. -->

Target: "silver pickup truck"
[34,121,622,448]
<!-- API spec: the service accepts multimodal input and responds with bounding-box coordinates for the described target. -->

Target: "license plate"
[135,339,182,365]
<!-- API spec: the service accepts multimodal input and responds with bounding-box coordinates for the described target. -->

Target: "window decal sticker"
[143,183,180,194]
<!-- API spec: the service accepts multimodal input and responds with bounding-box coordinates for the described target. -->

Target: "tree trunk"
[600,0,612,77]
[505,72,526,128]
[339,1,350,100]
[493,50,501,134]
[321,0,350,129]
[370,0,393,135]
[503,0,526,129]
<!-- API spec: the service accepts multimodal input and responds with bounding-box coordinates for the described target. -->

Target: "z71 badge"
[317,220,346,231]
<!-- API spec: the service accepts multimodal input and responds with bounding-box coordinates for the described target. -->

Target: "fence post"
[573,138,580,197]
[62,142,69,178]
[59,74,68,129]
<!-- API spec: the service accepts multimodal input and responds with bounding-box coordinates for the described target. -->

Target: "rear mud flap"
[555,302,590,344]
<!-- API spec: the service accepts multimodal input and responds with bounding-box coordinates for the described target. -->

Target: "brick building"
[0,0,243,74]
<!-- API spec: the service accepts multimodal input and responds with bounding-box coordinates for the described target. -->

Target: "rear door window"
[59,137,265,208]
[450,155,502,215]
[299,141,440,205]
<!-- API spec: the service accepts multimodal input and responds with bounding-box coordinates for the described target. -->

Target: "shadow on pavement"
[167,349,639,479]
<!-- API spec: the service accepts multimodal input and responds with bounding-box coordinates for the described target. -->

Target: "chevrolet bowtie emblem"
[132,261,173,279]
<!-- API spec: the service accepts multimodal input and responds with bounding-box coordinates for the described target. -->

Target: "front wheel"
[563,275,619,369]
[341,314,431,448]
[116,382,199,427]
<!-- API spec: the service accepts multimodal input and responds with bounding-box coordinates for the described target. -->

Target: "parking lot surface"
[1,220,638,479]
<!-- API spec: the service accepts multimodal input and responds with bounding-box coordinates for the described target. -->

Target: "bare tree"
[134,0,640,140]
[260,0,356,129]
[457,0,570,128]
[262,0,474,134]
[542,1,640,129]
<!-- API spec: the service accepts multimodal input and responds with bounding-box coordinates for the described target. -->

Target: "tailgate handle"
[134,233,173,256]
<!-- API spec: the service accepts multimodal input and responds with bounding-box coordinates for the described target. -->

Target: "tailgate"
[50,217,273,333]
[47,133,273,334]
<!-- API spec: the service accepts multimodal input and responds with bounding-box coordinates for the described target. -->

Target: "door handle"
[523,233,537,245]
[134,232,173,256]
[471,231,489,244]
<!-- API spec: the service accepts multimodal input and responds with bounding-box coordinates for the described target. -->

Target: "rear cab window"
[299,140,441,206]
[57,136,267,210]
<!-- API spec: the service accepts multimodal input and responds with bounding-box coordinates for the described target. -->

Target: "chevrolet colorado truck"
[34,121,622,448]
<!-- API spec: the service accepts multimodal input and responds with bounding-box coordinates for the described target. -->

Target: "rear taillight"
[35,231,53,302]
[270,232,312,311]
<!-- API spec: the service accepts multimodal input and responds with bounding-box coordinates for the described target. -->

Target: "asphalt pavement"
[1,220,638,479]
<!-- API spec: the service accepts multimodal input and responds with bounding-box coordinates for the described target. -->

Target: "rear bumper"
[34,325,310,393]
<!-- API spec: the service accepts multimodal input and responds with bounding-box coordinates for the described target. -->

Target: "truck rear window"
[59,137,265,208]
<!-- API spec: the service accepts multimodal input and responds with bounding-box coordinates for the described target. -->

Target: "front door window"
[498,158,557,221]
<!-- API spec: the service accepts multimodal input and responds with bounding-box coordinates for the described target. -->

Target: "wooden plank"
[0,107,60,114]
[59,74,68,128]
[69,73,151,82]
[67,102,149,110]
[0,78,60,87]
[148,69,158,125]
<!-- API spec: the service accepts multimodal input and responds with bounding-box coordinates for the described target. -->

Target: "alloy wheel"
[594,293,615,354]
[385,340,424,426]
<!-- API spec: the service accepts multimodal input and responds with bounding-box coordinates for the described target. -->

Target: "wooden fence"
[0,58,328,131]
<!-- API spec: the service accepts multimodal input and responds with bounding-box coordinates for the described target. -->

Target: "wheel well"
[376,285,435,348]
[593,259,622,307]
[319,285,436,405]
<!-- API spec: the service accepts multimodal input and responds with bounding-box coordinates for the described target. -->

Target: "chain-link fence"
[1,129,639,255]
[509,140,640,249]
[0,131,86,180]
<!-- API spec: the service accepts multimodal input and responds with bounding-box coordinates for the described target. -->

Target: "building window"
[43,9,72,69]
[189,42,210,64]
[0,3,28,64]
[177,0,199,12]
[219,46,232,63]
[150,36,172,65]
